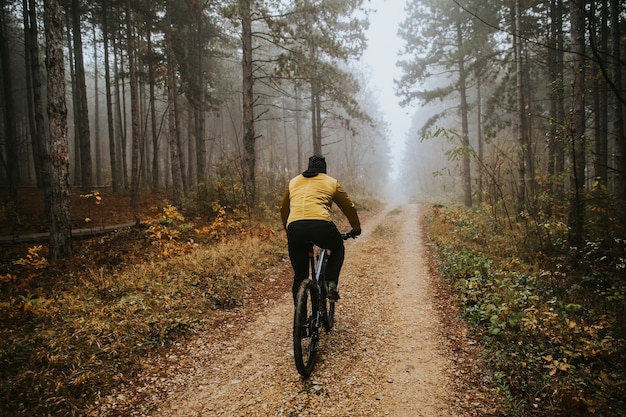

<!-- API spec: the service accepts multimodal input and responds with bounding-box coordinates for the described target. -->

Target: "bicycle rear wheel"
[293,279,318,378]
[322,296,335,332]
[319,258,335,332]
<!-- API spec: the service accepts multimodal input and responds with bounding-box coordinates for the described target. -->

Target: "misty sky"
[362,0,413,178]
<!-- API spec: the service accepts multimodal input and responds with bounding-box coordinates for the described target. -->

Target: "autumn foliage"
[425,204,625,416]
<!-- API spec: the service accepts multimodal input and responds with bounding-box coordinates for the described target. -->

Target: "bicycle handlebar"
[341,231,360,240]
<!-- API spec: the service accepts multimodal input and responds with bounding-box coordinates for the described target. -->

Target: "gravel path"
[101,204,501,417]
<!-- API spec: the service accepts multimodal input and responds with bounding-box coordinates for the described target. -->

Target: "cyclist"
[280,154,361,303]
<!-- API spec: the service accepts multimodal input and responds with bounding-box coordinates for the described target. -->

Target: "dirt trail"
[107,204,491,416]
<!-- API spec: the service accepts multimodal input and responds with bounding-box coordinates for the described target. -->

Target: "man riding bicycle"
[280,155,361,303]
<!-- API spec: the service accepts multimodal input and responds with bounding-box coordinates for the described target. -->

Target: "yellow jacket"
[281,173,361,230]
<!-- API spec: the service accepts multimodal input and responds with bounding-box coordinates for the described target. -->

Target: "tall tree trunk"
[240,0,256,209]
[23,0,37,184]
[514,0,530,211]
[126,0,140,207]
[476,68,484,203]
[26,0,46,189]
[554,0,566,201]
[456,18,472,207]
[93,21,102,186]
[139,80,148,187]
[165,1,183,207]
[44,0,72,258]
[611,0,625,199]
[194,7,206,184]
[591,0,609,186]
[176,97,187,194]
[113,28,127,188]
[195,107,206,184]
[547,0,566,201]
[65,12,81,185]
[311,80,319,154]
[295,83,303,170]
[187,111,195,185]
[71,0,92,190]
[147,24,159,191]
[0,0,19,197]
[102,0,118,192]
[282,97,290,173]
[568,0,587,246]
[314,87,322,155]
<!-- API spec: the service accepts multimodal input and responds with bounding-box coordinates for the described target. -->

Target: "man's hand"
[349,229,361,238]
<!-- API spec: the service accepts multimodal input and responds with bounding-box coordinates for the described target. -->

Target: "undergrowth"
[424,204,626,416]
[0,202,285,416]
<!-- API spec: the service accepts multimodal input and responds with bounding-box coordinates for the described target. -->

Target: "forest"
[398,0,626,415]
[0,0,625,415]
[0,0,389,258]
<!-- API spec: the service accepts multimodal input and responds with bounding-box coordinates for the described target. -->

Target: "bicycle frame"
[309,245,327,286]
[307,244,327,330]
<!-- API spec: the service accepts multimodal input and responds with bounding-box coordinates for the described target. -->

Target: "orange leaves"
[542,355,575,376]
[80,191,103,225]
[80,190,102,205]
[13,245,48,270]
[145,205,193,258]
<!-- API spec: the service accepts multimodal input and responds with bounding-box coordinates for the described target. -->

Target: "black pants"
[287,220,344,301]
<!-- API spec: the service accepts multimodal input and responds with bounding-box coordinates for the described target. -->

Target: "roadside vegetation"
[0,186,377,417]
[424,203,626,416]
[0,190,286,416]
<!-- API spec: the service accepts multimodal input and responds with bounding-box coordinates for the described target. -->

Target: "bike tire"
[293,279,318,378]
[319,257,335,332]
[323,297,335,332]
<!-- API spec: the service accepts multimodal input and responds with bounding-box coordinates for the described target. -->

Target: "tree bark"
[64,11,81,185]
[71,0,92,190]
[591,0,608,186]
[26,0,46,189]
[113,25,127,189]
[568,0,587,246]
[514,0,530,211]
[456,18,472,208]
[93,22,102,186]
[476,68,484,203]
[241,0,256,209]
[147,24,159,191]
[611,0,625,199]
[0,0,19,196]
[194,6,206,184]
[126,0,140,207]
[44,0,72,258]
[166,1,183,207]
[102,0,119,192]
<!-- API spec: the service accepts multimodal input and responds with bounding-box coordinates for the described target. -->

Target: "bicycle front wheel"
[293,279,318,378]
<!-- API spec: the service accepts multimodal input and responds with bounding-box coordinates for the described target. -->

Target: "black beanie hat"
[302,154,327,178]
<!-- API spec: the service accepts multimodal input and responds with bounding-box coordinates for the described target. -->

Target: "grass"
[0,191,380,417]
[424,203,626,416]
[0,210,287,416]
[0,191,381,416]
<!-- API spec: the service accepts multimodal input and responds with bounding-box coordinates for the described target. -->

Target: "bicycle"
[293,232,356,378]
